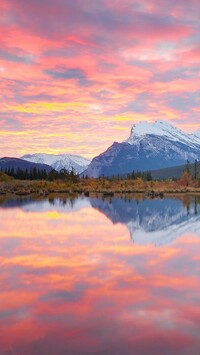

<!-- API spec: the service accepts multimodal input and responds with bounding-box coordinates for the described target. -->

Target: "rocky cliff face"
[82,120,200,177]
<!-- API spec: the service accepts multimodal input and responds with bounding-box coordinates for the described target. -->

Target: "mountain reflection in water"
[90,195,200,246]
[1,194,200,246]
[0,194,200,354]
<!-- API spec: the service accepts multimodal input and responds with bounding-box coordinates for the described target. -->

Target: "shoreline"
[1,179,200,198]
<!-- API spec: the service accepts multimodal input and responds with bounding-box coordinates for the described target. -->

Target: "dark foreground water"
[0,194,200,354]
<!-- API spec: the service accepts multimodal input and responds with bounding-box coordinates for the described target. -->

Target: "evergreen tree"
[194,159,198,180]
[185,159,190,175]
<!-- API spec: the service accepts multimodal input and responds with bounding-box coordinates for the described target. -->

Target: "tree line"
[48,168,79,183]
[1,167,48,180]
[102,170,153,181]
[1,159,199,183]
[185,159,199,180]
[0,167,79,182]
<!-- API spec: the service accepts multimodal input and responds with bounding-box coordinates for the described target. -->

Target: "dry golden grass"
[0,175,200,196]
[0,171,13,182]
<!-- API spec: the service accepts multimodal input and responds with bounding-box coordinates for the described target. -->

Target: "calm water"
[0,194,200,354]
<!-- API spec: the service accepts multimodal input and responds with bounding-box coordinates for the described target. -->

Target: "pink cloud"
[0,0,200,156]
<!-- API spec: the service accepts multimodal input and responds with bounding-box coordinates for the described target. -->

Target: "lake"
[0,194,200,354]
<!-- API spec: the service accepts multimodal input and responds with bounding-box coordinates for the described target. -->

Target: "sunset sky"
[1,0,200,158]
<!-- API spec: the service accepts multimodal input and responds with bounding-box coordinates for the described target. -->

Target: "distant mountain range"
[1,120,200,178]
[0,154,91,175]
[0,157,52,173]
[21,153,91,174]
[82,120,200,177]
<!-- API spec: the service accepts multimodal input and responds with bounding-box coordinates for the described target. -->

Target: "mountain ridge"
[0,157,52,173]
[125,120,200,147]
[82,120,200,177]
[21,153,91,174]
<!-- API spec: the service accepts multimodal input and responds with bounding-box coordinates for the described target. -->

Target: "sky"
[1,0,200,158]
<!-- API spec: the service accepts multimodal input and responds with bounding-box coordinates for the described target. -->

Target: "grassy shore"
[0,176,200,197]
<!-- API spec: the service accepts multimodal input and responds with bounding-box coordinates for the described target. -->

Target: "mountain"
[0,157,52,173]
[21,153,91,174]
[151,161,200,180]
[82,120,200,177]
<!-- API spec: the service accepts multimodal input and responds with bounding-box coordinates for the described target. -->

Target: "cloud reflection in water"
[0,195,200,354]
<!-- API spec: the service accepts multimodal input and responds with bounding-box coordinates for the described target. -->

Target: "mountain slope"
[151,161,200,180]
[0,157,52,173]
[83,120,200,177]
[0,171,13,181]
[21,153,91,174]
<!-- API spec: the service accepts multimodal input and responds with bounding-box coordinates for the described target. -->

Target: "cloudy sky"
[1,0,200,158]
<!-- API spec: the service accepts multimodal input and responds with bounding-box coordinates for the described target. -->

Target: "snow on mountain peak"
[125,120,200,146]
[128,120,183,139]
[194,129,200,139]
[21,153,91,174]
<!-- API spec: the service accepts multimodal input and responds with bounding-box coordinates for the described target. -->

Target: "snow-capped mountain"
[193,128,200,140]
[21,153,91,174]
[82,120,200,177]
[125,120,200,147]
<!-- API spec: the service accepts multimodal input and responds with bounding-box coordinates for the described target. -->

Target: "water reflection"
[0,195,200,354]
[90,195,200,246]
[1,194,200,246]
